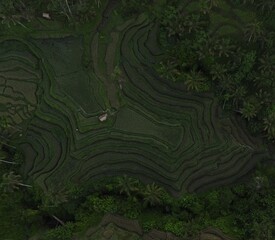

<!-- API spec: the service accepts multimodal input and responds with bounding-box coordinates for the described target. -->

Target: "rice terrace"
[0,0,274,239]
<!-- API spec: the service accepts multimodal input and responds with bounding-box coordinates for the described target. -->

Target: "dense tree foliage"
[154,0,275,141]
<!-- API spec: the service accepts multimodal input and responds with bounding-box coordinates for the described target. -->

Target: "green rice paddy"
[0,0,272,195]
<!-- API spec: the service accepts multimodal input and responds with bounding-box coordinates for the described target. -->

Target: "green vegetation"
[0,0,274,239]
[1,150,275,239]
[0,0,103,25]
[156,0,275,141]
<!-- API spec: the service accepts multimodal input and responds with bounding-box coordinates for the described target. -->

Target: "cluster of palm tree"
[116,175,165,207]
[157,0,275,141]
[160,7,208,41]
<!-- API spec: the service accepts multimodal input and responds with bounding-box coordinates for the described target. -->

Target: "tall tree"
[48,0,73,21]
[42,186,69,208]
[1,171,31,193]
[244,21,264,42]
[184,69,208,92]
[231,85,247,108]
[210,63,228,81]
[240,101,258,120]
[183,14,204,34]
[0,145,17,165]
[263,106,275,140]
[259,54,275,76]
[116,175,140,197]
[143,182,164,207]
[213,38,235,58]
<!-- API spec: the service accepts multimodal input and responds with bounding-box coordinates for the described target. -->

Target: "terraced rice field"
[0,2,272,194]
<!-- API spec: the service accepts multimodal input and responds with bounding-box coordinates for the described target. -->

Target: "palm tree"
[94,0,101,8]
[38,185,69,226]
[259,54,275,76]
[43,186,69,208]
[0,123,17,150]
[231,85,247,108]
[117,175,139,197]
[183,14,204,34]
[244,21,264,42]
[49,0,73,21]
[0,147,17,165]
[199,0,220,14]
[1,171,32,193]
[257,0,275,12]
[0,159,17,164]
[240,101,258,120]
[263,107,275,140]
[143,182,164,207]
[255,89,272,106]
[199,1,211,15]
[206,0,220,8]
[0,1,30,28]
[0,1,15,19]
[219,74,234,93]
[210,63,228,81]
[158,60,181,82]
[252,219,273,240]
[213,38,235,58]
[184,69,208,92]
[253,74,274,90]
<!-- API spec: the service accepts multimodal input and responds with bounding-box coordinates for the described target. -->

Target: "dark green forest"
[0,0,274,239]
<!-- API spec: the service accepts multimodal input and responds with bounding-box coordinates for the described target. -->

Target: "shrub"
[177,194,204,215]
[86,195,119,214]
[141,219,158,232]
[163,216,186,237]
[121,200,142,219]
[43,222,75,240]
